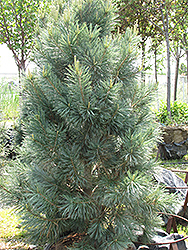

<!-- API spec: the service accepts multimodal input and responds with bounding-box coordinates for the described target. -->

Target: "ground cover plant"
[0,0,178,249]
[0,78,19,121]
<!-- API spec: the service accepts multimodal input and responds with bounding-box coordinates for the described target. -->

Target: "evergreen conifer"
[0,0,176,249]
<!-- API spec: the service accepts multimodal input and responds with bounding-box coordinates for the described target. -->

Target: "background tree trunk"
[141,39,146,85]
[174,55,180,101]
[186,50,188,102]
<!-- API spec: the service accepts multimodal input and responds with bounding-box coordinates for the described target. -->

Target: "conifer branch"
[45,76,63,96]
[107,104,119,125]
[115,55,129,79]
[32,136,60,158]
[25,206,68,222]
[119,69,140,82]
[46,223,52,238]
[101,165,110,178]
[23,85,42,107]
[131,87,156,108]
[52,131,59,152]
[99,47,107,64]
[34,50,65,78]
[70,157,79,177]
[0,184,13,195]
[68,34,74,57]
[131,88,137,107]
[83,123,92,142]
[30,79,43,102]
[78,73,85,103]
[36,116,48,137]
[32,137,49,149]
[39,222,48,237]
[90,47,108,73]
[36,189,61,208]
[48,34,65,55]
[103,80,113,101]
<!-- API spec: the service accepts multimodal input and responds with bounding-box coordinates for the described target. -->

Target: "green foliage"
[156,100,188,125]
[179,63,187,75]
[0,78,20,170]
[0,79,19,120]
[0,0,49,73]
[0,0,178,249]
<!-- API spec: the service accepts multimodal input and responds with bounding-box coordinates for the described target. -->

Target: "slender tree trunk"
[174,55,180,102]
[166,33,171,116]
[186,50,188,102]
[141,39,146,85]
[16,61,26,103]
[154,48,159,110]
[160,3,171,117]
[154,48,158,85]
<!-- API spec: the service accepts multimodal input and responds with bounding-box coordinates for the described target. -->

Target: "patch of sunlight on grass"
[0,208,27,238]
[0,208,43,249]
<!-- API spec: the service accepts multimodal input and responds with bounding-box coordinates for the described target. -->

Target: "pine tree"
[0,0,177,249]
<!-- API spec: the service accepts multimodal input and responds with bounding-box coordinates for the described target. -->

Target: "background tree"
[149,35,165,86]
[169,1,188,102]
[117,0,157,83]
[117,0,188,116]
[179,25,188,101]
[171,39,184,101]
[149,0,188,112]
[0,0,48,82]
[0,0,176,249]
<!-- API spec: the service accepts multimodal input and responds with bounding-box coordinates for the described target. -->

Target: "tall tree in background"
[117,0,188,116]
[171,39,184,101]
[149,0,188,113]
[169,2,188,101]
[0,0,176,249]
[117,0,156,83]
[0,0,47,81]
[150,35,164,86]
[179,25,188,101]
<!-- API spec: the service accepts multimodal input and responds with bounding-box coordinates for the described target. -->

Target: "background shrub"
[156,100,188,126]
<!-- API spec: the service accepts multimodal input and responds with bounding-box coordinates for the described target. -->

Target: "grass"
[0,208,26,238]
[0,78,20,121]
[0,208,44,250]
[0,208,33,250]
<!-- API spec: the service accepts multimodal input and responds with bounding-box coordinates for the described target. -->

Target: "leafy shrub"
[156,101,188,125]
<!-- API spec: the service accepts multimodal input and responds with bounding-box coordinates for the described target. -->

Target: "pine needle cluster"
[0,0,177,249]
